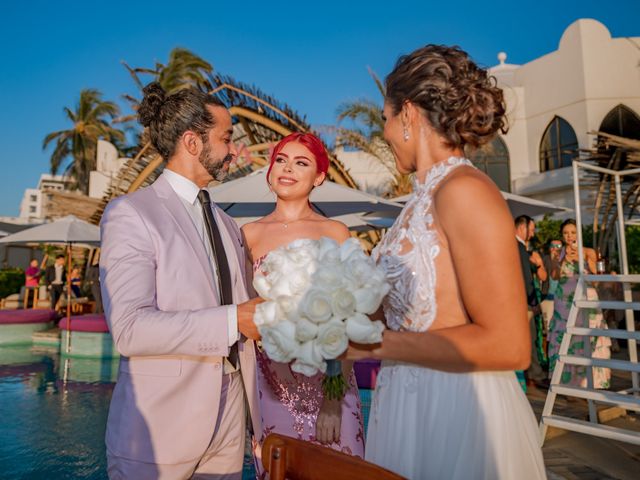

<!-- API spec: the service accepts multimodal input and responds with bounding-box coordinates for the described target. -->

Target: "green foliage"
[531,215,593,253]
[43,89,125,194]
[624,226,640,274]
[0,269,25,299]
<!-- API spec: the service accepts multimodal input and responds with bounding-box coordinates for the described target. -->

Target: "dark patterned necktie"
[197,189,238,367]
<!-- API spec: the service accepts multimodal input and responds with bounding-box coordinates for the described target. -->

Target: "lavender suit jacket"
[100,175,261,465]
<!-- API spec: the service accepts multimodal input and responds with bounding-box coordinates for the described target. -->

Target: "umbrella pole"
[65,243,72,355]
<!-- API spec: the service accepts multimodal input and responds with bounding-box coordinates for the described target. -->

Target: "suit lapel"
[153,176,221,304]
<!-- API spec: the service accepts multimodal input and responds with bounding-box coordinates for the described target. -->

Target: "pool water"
[0,347,373,479]
[0,347,113,479]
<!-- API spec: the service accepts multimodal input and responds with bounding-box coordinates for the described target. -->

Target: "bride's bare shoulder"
[434,165,513,238]
[314,216,351,242]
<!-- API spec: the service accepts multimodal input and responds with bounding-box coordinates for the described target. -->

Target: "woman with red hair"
[242,133,365,472]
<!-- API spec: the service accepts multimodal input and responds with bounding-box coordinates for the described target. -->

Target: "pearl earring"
[403,128,409,141]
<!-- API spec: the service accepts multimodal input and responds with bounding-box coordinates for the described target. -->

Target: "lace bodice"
[372,157,473,332]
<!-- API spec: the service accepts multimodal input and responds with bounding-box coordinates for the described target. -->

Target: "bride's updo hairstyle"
[267,133,330,184]
[385,45,507,149]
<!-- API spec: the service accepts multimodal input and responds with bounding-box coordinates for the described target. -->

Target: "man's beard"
[199,141,232,182]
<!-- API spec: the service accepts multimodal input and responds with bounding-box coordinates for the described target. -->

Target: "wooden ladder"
[539,274,640,445]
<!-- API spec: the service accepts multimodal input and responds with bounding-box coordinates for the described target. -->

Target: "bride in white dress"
[346,45,547,479]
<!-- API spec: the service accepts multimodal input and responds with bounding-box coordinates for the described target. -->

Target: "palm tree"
[333,69,411,198]
[43,89,125,194]
[117,47,214,125]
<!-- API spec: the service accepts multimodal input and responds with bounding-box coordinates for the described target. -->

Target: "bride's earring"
[403,128,410,142]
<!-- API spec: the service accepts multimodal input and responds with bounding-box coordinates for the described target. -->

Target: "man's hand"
[316,398,341,444]
[529,251,543,268]
[237,297,263,341]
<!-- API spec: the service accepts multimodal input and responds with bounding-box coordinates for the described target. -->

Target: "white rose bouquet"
[253,237,389,399]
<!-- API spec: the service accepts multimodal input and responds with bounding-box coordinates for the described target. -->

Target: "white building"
[17,140,127,221]
[18,174,73,220]
[477,18,640,213]
[89,140,128,199]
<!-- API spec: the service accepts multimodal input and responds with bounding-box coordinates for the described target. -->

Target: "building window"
[29,206,36,213]
[539,116,579,172]
[30,195,37,202]
[598,105,640,166]
[466,136,511,191]
[600,104,640,139]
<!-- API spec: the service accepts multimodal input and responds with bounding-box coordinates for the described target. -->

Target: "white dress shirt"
[162,168,238,349]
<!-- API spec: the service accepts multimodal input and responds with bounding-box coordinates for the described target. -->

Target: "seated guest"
[70,267,82,298]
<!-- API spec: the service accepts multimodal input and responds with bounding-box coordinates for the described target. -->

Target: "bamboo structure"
[581,131,640,257]
[89,76,361,227]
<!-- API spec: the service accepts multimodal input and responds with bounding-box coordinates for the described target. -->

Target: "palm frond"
[367,66,385,97]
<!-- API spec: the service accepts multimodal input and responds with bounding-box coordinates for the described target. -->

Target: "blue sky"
[0,0,638,216]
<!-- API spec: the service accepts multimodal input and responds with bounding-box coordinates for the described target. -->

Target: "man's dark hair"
[138,82,225,160]
[56,255,65,260]
[514,215,533,228]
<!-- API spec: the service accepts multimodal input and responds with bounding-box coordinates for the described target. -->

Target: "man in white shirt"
[100,82,262,479]
[45,255,66,310]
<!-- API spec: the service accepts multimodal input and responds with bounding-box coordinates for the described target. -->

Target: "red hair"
[266,133,330,184]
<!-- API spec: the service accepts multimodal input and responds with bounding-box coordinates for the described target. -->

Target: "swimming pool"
[0,347,113,479]
[0,347,373,479]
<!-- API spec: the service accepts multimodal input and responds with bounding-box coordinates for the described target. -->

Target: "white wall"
[489,18,640,215]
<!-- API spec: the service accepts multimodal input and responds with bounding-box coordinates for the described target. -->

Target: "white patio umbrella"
[0,215,100,353]
[209,168,404,218]
[0,215,100,247]
[392,191,570,218]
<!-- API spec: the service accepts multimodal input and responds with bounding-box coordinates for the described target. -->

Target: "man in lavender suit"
[100,82,262,479]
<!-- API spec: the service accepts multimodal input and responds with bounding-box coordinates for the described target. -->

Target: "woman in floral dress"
[548,219,611,388]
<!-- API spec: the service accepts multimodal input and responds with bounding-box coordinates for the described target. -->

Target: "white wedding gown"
[366,157,547,480]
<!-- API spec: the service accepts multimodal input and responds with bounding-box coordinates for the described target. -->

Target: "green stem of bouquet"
[322,359,347,401]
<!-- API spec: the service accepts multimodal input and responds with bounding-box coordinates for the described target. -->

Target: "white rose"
[295,317,319,342]
[253,301,278,327]
[317,237,340,264]
[262,249,291,275]
[346,312,385,344]
[275,295,298,320]
[313,265,346,289]
[344,257,379,288]
[288,270,311,296]
[287,240,319,266]
[260,320,298,363]
[353,287,384,314]
[316,319,348,359]
[291,340,326,376]
[268,274,293,298]
[340,238,366,262]
[299,289,333,324]
[291,359,323,377]
[331,289,356,319]
[253,274,272,300]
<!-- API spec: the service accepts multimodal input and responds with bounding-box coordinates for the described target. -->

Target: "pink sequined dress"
[252,256,365,477]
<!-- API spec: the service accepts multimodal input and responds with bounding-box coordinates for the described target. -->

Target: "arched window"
[539,116,579,172]
[467,136,511,191]
[600,104,640,139]
[597,105,640,168]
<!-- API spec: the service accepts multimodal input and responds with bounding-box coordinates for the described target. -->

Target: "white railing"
[539,161,640,445]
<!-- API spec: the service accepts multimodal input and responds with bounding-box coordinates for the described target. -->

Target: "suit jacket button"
[214,363,221,370]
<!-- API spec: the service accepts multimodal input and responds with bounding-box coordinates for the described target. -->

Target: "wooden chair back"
[262,433,406,480]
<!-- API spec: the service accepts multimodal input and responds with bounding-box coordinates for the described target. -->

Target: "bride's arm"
[347,173,530,372]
